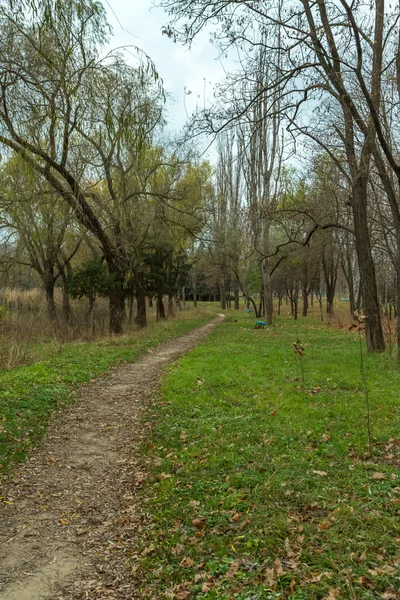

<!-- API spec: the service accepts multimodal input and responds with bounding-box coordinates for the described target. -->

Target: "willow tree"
[0,156,80,321]
[0,0,164,333]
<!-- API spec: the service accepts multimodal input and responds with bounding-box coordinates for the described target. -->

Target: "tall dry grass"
[0,288,166,369]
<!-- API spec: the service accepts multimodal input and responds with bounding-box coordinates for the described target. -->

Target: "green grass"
[0,305,218,473]
[138,311,400,599]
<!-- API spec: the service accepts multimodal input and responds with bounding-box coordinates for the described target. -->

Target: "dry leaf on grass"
[323,588,340,599]
[313,470,328,476]
[274,557,285,575]
[176,592,190,600]
[368,564,397,576]
[180,556,194,567]
[264,567,276,587]
[371,472,386,480]
[192,517,206,529]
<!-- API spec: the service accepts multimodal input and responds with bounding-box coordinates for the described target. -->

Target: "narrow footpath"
[0,315,224,600]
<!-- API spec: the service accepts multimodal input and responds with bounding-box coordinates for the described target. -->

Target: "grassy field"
[138,310,400,599]
[0,305,218,472]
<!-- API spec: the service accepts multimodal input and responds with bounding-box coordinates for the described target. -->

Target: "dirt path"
[0,315,223,600]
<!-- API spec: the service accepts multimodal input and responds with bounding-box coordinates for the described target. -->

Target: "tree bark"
[234,281,240,310]
[109,286,125,335]
[192,268,197,308]
[220,276,226,310]
[263,257,273,324]
[157,293,166,319]
[168,294,174,317]
[44,273,57,322]
[352,177,385,351]
[135,290,147,329]
[60,270,72,323]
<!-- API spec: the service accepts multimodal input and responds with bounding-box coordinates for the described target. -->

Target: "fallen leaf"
[313,470,328,477]
[232,512,241,521]
[297,534,305,544]
[180,556,194,567]
[318,520,331,530]
[382,591,400,600]
[358,576,375,589]
[196,377,203,386]
[323,588,340,599]
[156,472,171,480]
[274,557,285,575]
[284,537,297,557]
[368,564,397,576]
[141,544,155,556]
[307,571,331,583]
[321,434,331,442]
[224,561,239,579]
[371,472,386,480]
[176,592,190,600]
[192,517,206,529]
[188,500,200,508]
[264,567,276,587]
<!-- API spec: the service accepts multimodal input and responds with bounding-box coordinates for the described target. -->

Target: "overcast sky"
[104,0,226,153]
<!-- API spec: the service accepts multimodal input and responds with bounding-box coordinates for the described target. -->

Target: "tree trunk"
[234,286,240,310]
[157,293,166,319]
[302,288,308,317]
[135,288,147,329]
[302,265,309,317]
[326,294,334,316]
[109,286,125,335]
[352,178,385,351]
[263,257,273,325]
[60,270,72,323]
[192,269,197,308]
[168,294,174,317]
[87,294,95,318]
[396,246,400,362]
[294,290,298,320]
[220,275,226,310]
[128,293,134,325]
[44,276,57,322]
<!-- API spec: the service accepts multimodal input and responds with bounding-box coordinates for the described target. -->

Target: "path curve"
[0,315,224,600]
